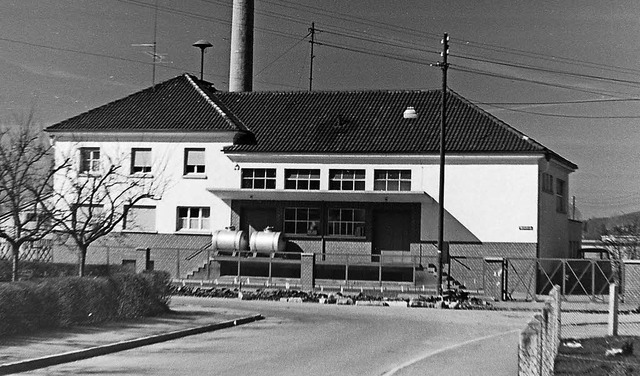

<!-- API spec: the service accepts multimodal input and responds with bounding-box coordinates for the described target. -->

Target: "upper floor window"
[131,148,152,174]
[285,169,320,190]
[241,168,276,189]
[541,173,554,194]
[556,178,567,213]
[327,208,365,237]
[284,207,320,235]
[329,169,365,191]
[374,170,411,191]
[80,147,100,174]
[177,207,210,231]
[184,148,205,175]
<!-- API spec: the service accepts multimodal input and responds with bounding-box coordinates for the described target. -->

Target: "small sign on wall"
[519,226,534,231]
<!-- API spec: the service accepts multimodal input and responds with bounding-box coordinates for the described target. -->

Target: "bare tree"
[602,220,640,284]
[0,114,67,281]
[49,147,166,276]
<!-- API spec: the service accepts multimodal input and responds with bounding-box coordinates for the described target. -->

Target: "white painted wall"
[224,156,541,243]
[52,137,236,235]
[52,136,561,247]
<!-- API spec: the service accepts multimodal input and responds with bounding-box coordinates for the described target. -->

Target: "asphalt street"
[22,297,532,375]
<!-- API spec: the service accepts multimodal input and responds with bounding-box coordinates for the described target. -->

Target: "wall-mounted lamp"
[234,164,240,171]
[403,106,418,119]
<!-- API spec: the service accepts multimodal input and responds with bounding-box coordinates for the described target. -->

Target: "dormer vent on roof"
[334,115,350,129]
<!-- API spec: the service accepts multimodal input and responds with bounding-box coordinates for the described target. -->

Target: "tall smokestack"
[229,0,254,92]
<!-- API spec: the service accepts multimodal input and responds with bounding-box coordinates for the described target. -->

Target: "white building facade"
[45,74,579,285]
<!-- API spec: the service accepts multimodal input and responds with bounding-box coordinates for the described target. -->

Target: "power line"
[255,32,310,77]
[479,102,640,119]
[478,98,640,106]
[451,65,635,98]
[116,0,302,41]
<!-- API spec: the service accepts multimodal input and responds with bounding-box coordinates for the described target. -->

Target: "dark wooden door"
[372,209,411,255]
[240,207,277,236]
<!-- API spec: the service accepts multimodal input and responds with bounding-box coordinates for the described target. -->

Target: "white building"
[45,73,580,286]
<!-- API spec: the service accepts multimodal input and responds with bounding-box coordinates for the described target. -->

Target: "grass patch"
[555,336,640,375]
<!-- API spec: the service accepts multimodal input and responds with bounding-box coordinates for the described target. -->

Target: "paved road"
[24,297,532,375]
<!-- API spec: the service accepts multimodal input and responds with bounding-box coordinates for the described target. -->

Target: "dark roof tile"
[46,74,239,133]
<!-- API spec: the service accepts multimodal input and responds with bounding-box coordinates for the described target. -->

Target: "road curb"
[0,314,264,375]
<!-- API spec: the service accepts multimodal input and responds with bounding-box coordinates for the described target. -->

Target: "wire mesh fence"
[518,286,560,376]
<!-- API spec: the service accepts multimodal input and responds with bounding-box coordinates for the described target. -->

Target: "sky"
[2,0,640,220]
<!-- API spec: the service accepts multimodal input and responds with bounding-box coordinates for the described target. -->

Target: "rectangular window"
[556,178,567,213]
[131,148,152,174]
[80,147,100,174]
[124,206,156,232]
[241,168,276,189]
[184,148,205,174]
[177,207,210,231]
[327,208,365,237]
[374,170,411,191]
[284,207,320,235]
[541,173,554,194]
[285,169,320,190]
[329,169,365,191]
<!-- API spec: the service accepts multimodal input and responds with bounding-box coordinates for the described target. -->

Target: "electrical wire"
[255,32,310,77]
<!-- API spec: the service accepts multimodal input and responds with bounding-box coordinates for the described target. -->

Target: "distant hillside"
[582,211,640,240]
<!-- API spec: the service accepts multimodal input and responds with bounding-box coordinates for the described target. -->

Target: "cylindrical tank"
[212,230,249,251]
[250,230,286,253]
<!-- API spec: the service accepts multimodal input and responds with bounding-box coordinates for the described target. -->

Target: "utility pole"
[308,22,316,91]
[436,33,449,296]
[151,0,158,86]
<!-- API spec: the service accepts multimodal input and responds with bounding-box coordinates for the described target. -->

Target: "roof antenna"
[132,0,161,88]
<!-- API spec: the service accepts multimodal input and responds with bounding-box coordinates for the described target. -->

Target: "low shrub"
[0,271,171,337]
[0,259,130,282]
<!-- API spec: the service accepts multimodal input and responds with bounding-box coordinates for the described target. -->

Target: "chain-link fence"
[518,285,560,376]
[554,280,640,375]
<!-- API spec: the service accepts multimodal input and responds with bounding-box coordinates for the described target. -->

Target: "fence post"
[608,282,619,336]
[553,285,561,350]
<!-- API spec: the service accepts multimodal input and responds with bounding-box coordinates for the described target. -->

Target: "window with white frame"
[329,169,365,191]
[556,178,567,213]
[541,172,554,194]
[241,168,276,189]
[285,169,320,190]
[284,207,320,235]
[177,207,210,231]
[131,148,152,174]
[79,147,100,174]
[374,170,411,191]
[327,208,365,237]
[184,148,205,174]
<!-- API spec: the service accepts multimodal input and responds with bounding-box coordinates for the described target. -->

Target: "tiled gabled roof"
[216,89,576,169]
[45,74,575,169]
[46,74,246,133]
[214,90,577,168]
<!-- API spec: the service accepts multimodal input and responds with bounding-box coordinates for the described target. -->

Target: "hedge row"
[0,271,172,337]
[0,259,129,282]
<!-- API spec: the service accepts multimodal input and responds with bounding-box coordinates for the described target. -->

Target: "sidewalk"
[0,304,259,374]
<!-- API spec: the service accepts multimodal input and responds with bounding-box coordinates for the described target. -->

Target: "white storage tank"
[212,229,249,252]
[250,227,286,254]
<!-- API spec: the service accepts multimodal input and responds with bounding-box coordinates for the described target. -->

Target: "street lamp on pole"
[192,39,213,80]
